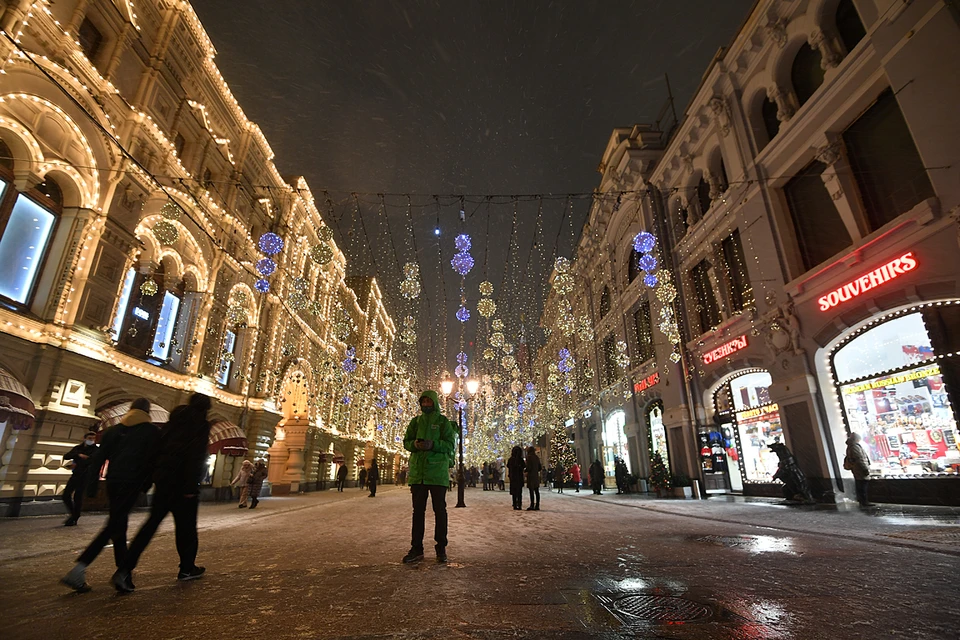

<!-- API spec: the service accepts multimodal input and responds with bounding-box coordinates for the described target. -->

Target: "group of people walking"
[506,445,544,510]
[60,393,212,594]
[230,459,268,507]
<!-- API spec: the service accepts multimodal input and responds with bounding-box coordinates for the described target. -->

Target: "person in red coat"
[570,463,581,493]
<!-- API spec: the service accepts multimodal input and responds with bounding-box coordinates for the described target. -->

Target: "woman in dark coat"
[506,446,526,510]
[525,447,542,511]
[247,460,268,508]
[589,459,604,495]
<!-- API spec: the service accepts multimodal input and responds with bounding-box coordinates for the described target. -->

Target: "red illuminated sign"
[818,251,917,311]
[633,372,660,393]
[702,335,748,364]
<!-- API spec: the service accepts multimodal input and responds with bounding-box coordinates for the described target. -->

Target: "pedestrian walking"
[336,463,348,491]
[482,462,490,491]
[844,432,874,507]
[368,458,379,497]
[589,459,604,494]
[60,398,159,593]
[506,446,526,510]
[493,464,504,491]
[247,460,268,508]
[525,446,542,511]
[232,459,254,507]
[61,431,98,526]
[555,465,565,494]
[358,464,367,490]
[570,462,581,493]
[402,390,456,564]
[614,457,627,494]
[110,393,212,593]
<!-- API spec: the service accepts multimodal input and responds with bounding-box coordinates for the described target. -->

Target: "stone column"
[816,135,868,241]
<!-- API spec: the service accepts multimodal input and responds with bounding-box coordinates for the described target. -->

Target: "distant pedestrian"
[506,446,526,510]
[570,462,581,493]
[554,465,565,493]
[493,464,504,491]
[525,446,541,511]
[368,458,379,497]
[614,457,628,494]
[61,431,98,526]
[336,463,348,492]
[60,398,159,593]
[482,462,490,491]
[232,459,254,507]
[358,465,367,490]
[247,460,268,508]
[111,393,212,592]
[844,432,873,507]
[402,389,456,564]
[589,459,604,494]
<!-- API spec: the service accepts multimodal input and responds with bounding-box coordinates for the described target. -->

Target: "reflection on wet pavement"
[694,535,798,555]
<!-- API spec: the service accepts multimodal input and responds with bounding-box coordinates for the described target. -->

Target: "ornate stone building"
[0,0,408,515]
[541,0,960,504]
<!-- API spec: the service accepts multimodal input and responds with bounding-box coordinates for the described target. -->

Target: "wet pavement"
[0,486,957,639]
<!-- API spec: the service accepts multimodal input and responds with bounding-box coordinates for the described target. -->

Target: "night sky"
[193,0,755,379]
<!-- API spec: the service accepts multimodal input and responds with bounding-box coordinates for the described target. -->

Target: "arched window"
[116,262,184,366]
[791,43,825,108]
[0,139,13,171]
[761,96,780,143]
[0,169,61,305]
[627,248,641,284]
[599,286,611,318]
[836,0,866,53]
[696,175,712,218]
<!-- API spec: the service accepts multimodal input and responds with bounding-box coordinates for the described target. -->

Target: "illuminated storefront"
[646,401,670,475]
[831,308,960,478]
[602,410,631,480]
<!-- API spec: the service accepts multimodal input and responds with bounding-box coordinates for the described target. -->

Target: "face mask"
[84,439,95,446]
[421,404,435,414]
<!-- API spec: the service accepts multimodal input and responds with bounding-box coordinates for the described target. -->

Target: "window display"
[713,370,782,485]
[602,410,630,478]
[647,404,670,474]
[735,403,782,482]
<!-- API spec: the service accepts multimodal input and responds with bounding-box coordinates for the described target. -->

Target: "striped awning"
[98,401,170,431]
[0,366,35,430]
[208,420,248,457]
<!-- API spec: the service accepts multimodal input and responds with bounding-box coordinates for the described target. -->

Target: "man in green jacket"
[402,390,457,564]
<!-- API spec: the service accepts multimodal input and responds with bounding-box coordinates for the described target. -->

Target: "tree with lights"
[549,430,577,488]
[649,451,671,493]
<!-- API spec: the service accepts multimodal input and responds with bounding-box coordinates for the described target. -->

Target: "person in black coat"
[506,446,526,510]
[589,459,604,494]
[61,431,98,526]
[111,393,212,592]
[525,447,542,511]
[336,463,348,491]
[61,399,159,593]
[368,459,380,497]
[358,465,367,490]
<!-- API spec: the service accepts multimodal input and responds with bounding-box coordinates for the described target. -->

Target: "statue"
[769,441,814,503]
[779,300,803,355]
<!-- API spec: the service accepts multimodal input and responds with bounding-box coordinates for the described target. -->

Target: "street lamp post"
[441,377,478,508]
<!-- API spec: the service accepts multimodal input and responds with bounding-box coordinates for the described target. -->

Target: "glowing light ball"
[633,231,656,253]
[258,232,284,255]
[255,258,276,276]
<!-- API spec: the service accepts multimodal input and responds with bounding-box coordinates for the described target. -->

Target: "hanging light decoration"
[310,243,333,265]
[153,219,179,245]
[479,281,494,296]
[451,251,474,276]
[633,231,656,254]
[258,232,284,255]
[140,279,158,296]
[456,305,471,322]
[160,201,183,221]
[255,279,270,293]
[317,225,334,242]
[256,258,276,276]
[478,298,496,317]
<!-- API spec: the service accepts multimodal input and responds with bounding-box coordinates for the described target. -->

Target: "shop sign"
[736,402,779,422]
[817,251,918,311]
[633,372,660,393]
[702,335,748,364]
[840,364,940,395]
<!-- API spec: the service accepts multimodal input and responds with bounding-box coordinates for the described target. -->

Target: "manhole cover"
[610,595,712,622]
[881,527,960,544]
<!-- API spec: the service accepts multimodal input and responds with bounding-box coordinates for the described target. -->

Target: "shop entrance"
[704,369,781,493]
[646,401,670,477]
[602,410,630,485]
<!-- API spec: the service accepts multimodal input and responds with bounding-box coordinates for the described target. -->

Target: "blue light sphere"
[639,254,658,272]
[633,231,657,254]
[258,232,284,256]
[451,251,474,276]
[643,273,660,288]
[454,234,472,252]
[255,258,276,276]
[456,305,471,322]
[254,279,270,293]
[456,351,468,364]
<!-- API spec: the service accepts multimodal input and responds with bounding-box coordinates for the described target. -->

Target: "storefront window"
[735,402,783,482]
[151,291,180,361]
[835,313,958,477]
[216,330,236,386]
[110,268,136,340]
[0,189,57,304]
[713,370,783,484]
[647,403,670,474]
[602,410,630,478]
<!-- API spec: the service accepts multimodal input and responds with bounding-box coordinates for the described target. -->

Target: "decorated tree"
[649,451,671,491]
[550,430,577,480]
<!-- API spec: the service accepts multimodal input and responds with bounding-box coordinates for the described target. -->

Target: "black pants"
[369,480,377,496]
[121,486,199,573]
[62,472,86,521]
[528,486,540,508]
[336,477,345,491]
[854,478,870,506]
[410,484,447,552]
[77,481,142,567]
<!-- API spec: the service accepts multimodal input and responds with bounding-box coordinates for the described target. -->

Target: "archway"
[267,361,314,493]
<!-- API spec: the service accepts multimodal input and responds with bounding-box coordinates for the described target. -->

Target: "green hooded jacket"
[403,390,457,486]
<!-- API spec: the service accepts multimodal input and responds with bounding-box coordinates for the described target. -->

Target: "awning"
[98,401,170,431]
[208,420,248,457]
[0,366,36,430]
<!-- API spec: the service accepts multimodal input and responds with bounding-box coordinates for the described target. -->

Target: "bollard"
[692,479,702,500]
